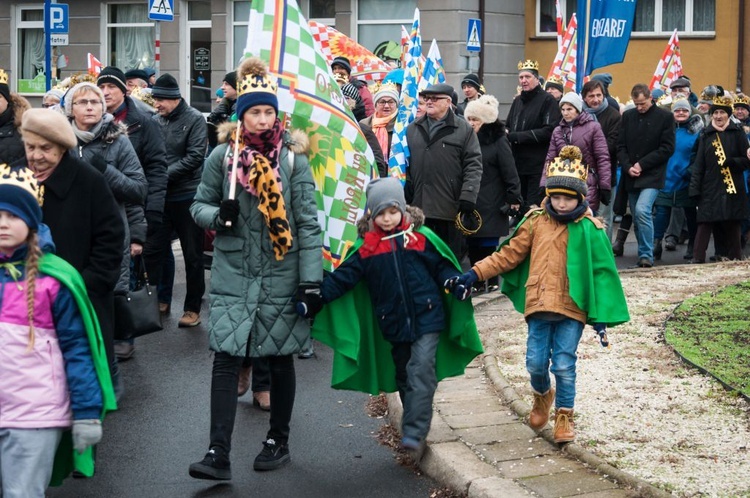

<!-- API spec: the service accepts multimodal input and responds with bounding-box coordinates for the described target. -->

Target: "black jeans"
[424,218,465,263]
[143,199,205,312]
[209,353,296,454]
[519,172,543,213]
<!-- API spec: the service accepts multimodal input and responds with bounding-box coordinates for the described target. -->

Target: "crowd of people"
[0,48,748,495]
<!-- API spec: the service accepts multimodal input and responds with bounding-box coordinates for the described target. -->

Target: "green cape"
[38,253,117,486]
[312,227,484,395]
[500,210,630,326]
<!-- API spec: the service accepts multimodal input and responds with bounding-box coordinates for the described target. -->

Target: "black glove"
[444,270,478,301]
[594,323,609,348]
[295,283,323,319]
[89,155,107,173]
[219,199,240,225]
[459,200,476,215]
[599,189,612,206]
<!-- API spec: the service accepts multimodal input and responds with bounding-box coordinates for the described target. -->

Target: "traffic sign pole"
[154,21,161,76]
[45,0,51,91]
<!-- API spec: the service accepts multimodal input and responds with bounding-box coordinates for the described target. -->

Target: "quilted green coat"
[190,130,322,357]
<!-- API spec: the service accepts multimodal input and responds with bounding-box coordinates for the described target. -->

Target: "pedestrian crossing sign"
[148,0,174,22]
[467,19,481,52]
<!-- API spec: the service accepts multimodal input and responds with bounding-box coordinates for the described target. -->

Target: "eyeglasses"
[73,99,103,107]
[377,99,397,106]
[422,95,450,102]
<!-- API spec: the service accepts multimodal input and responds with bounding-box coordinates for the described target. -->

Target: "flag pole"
[225,119,242,227]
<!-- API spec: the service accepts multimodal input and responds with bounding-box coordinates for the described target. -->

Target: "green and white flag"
[245,0,376,271]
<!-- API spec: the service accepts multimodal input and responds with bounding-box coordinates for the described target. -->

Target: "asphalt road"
[48,266,436,498]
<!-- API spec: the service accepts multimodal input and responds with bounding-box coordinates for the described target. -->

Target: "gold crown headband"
[546,75,563,85]
[546,146,588,183]
[733,95,750,107]
[712,95,734,108]
[518,60,539,72]
[0,69,8,85]
[0,163,44,206]
[237,57,278,98]
[373,82,399,95]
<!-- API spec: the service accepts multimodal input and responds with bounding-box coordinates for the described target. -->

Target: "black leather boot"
[611,214,632,257]
[654,238,663,260]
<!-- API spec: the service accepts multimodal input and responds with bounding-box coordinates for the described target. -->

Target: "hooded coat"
[191,125,323,357]
[0,93,31,164]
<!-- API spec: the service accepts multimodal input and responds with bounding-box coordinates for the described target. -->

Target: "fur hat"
[0,163,43,230]
[464,94,499,124]
[331,56,352,75]
[560,92,583,113]
[64,82,105,117]
[236,57,278,119]
[151,74,182,99]
[546,146,588,200]
[366,177,405,218]
[22,108,76,150]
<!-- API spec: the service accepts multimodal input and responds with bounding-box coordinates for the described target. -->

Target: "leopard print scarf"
[228,118,292,260]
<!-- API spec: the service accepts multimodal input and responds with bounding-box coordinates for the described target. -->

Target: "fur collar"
[476,120,507,146]
[10,93,31,128]
[356,205,424,239]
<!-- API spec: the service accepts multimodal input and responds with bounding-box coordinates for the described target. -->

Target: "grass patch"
[665,280,750,397]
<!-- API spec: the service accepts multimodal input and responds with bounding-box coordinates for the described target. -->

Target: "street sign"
[48,3,69,34]
[467,18,481,53]
[148,0,174,22]
[51,34,69,46]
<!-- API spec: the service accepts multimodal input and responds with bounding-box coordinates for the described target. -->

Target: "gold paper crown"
[546,75,563,85]
[0,163,44,207]
[334,73,348,86]
[130,86,155,108]
[733,94,750,108]
[712,95,734,108]
[373,82,399,96]
[656,94,672,106]
[517,60,539,72]
[546,146,588,183]
[237,57,278,98]
[0,69,8,86]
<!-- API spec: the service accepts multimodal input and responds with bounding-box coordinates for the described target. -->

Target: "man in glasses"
[404,83,482,261]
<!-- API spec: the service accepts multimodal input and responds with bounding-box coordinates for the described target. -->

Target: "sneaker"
[178,311,201,328]
[114,342,135,361]
[401,436,426,462]
[189,447,231,480]
[253,439,290,471]
[297,345,315,359]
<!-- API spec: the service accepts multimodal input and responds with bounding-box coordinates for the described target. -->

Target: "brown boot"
[553,408,575,444]
[237,365,252,397]
[529,388,555,430]
[253,391,271,411]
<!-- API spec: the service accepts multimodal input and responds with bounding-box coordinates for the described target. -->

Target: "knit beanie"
[223,71,237,90]
[0,163,43,230]
[340,83,361,105]
[366,177,405,218]
[0,68,10,103]
[545,75,564,94]
[545,146,588,200]
[560,92,583,113]
[331,56,352,75]
[124,69,149,84]
[64,82,105,117]
[235,57,278,119]
[733,95,750,112]
[461,73,482,92]
[671,98,691,113]
[97,66,127,94]
[373,83,399,105]
[591,73,613,89]
[21,108,77,150]
[151,74,182,99]
[464,94,499,124]
[709,95,734,116]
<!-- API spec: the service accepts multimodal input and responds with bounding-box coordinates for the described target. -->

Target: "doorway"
[186,1,212,113]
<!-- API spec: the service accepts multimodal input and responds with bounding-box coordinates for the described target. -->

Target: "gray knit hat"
[671,98,691,113]
[545,146,588,199]
[560,92,583,113]
[366,177,405,218]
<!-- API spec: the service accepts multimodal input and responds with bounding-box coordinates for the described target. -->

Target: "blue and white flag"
[575,0,637,92]
[418,39,446,92]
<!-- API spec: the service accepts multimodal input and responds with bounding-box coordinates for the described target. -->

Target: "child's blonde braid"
[24,231,42,351]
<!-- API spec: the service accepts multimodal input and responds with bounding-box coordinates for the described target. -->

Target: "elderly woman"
[463,94,522,292]
[0,69,31,163]
[189,57,322,479]
[42,88,64,109]
[20,108,125,399]
[360,83,399,171]
[689,95,750,263]
[542,92,611,214]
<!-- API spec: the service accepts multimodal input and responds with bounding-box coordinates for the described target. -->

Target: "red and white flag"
[649,30,682,91]
[555,0,565,49]
[548,14,577,87]
[87,53,103,75]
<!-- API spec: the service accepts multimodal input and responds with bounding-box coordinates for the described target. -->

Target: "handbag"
[114,256,163,340]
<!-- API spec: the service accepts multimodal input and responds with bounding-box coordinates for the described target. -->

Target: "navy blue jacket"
[320,209,459,343]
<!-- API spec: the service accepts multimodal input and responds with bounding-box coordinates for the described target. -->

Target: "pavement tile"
[520,469,619,497]
[443,411,519,429]
[572,490,641,498]
[435,398,513,416]
[476,438,556,463]
[457,423,537,445]
[496,454,578,478]
[426,414,460,444]
[421,442,498,493]
[468,476,534,498]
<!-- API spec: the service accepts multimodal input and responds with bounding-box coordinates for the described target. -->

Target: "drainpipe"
[478,0,485,81]
[738,0,745,92]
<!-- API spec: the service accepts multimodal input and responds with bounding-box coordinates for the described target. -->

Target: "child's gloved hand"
[444,270,478,301]
[72,419,102,453]
[594,323,609,348]
[295,283,323,319]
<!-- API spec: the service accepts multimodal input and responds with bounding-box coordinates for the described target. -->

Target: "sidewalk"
[387,292,672,498]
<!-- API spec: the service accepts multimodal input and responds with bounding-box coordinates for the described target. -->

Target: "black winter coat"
[0,95,30,164]
[617,103,675,190]
[122,96,168,221]
[586,104,621,188]
[689,121,750,222]
[505,85,561,175]
[320,208,459,343]
[470,120,522,239]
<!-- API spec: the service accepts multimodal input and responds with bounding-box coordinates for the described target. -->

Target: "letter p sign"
[49,4,69,34]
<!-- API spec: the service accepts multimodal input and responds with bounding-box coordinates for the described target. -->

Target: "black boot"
[654,238,663,261]
[683,242,694,260]
[611,214,632,257]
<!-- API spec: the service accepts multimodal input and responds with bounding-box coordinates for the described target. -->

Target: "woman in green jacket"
[188,57,322,480]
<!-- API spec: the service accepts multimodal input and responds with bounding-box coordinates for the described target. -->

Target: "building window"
[357,0,417,66]
[107,3,155,70]
[537,0,714,36]
[16,6,45,81]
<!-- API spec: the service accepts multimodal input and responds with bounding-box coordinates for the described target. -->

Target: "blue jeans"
[0,427,63,497]
[628,188,659,262]
[526,316,584,409]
